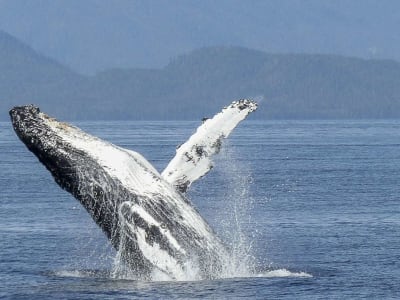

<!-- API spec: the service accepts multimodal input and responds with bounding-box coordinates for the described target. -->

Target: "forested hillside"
[2,31,400,120]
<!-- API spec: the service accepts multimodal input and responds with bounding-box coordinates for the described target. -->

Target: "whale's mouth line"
[10,100,259,281]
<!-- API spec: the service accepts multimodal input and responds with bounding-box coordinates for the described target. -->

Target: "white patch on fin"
[161,99,257,192]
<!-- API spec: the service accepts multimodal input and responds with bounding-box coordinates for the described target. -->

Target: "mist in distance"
[0,0,399,120]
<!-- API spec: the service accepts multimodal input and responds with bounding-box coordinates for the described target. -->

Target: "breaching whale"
[10,99,257,280]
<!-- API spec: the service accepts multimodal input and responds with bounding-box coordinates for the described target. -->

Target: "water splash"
[68,142,310,282]
[110,230,134,279]
[213,143,257,278]
[110,142,287,281]
[209,144,313,280]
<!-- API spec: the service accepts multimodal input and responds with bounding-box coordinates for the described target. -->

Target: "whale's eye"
[93,187,104,198]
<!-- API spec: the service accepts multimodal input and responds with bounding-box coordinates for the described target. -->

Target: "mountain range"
[1,0,399,74]
[1,30,400,121]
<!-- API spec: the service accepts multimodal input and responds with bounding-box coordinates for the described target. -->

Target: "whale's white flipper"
[162,99,257,192]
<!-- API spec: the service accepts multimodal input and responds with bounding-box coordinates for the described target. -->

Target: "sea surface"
[1,120,399,299]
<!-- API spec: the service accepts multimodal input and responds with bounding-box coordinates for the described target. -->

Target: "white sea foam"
[256,269,313,278]
[54,270,99,278]
[53,267,312,282]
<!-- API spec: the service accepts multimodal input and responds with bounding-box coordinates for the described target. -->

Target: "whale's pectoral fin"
[161,99,257,193]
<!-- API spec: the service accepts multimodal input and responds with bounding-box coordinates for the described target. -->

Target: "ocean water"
[1,120,399,299]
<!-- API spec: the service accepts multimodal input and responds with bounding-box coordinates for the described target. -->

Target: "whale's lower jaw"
[10,105,227,280]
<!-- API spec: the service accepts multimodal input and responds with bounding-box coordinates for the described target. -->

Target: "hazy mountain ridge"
[0,30,89,119]
[1,0,399,74]
[1,32,400,121]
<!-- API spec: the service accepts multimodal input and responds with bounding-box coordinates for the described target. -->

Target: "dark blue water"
[1,120,400,299]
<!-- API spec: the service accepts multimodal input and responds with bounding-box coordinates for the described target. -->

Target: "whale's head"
[9,105,80,189]
[10,105,106,195]
[9,105,140,248]
[10,105,51,152]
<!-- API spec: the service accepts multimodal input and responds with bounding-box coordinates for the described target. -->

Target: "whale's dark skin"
[10,105,226,280]
[10,106,151,275]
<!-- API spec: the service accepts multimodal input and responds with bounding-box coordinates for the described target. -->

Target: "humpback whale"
[10,99,257,280]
